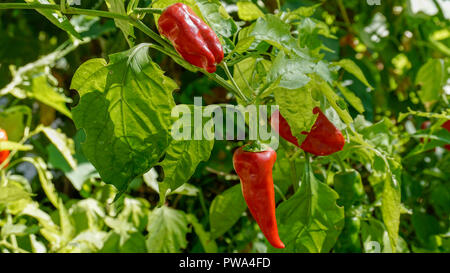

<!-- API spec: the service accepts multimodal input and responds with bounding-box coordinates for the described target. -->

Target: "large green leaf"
[270,161,345,253]
[209,184,246,239]
[159,138,214,192]
[70,44,177,192]
[157,104,215,195]
[146,206,189,253]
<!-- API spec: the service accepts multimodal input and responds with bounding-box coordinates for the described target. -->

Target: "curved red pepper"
[0,128,10,167]
[158,3,224,73]
[233,145,285,249]
[270,107,345,156]
[442,120,450,151]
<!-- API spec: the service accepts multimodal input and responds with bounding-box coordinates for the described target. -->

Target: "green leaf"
[335,59,373,89]
[158,109,214,192]
[19,202,63,251]
[0,182,32,205]
[233,57,271,98]
[24,0,81,39]
[31,74,72,118]
[187,214,218,253]
[314,77,353,125]
[117,197,150,233]
[29,234,47,253]
[42,126,76,170]
[61,230,108,253]
[105,0,135,47]
[0,106,32,142]
[1,215,30,239]
[381,159,401,252]
[1,66,72,118]
[146,206,189,253]
[209,184,246,239]
[69,198,106,233]
[270,161,345,253]
[415,58,444,106]
[412,210,440,250]
[69,15,117,40]
[268,51,314,90]
[237,1,264,21]
[336,82,365,114]
[59,199,75,245]
[233,36,255,54]
[251,15,307,57]
[0,40,81,117]
[273,82,319,140]
[100,231,147,253]
[70,44,177,192]
[288,3,321,18]
[196,0,239,38]
[24,157,60,209]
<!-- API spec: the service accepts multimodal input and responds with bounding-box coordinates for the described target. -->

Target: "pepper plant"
[0,0,449,253]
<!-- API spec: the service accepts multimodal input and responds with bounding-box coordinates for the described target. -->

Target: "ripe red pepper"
[233,144,285,249]
[0,128,10,167]
[270,107,345,156]
[158,3,224,73]
[442,120,450,151]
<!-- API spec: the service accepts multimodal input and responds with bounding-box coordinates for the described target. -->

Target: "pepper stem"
[242,141,269,152]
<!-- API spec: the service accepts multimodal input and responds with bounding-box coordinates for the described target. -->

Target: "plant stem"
[334,154,347,172]
[0,3,58,10]
[0,240,29,253]
[221,62,251,104]
[133,8,163,14]
[337,0,353,34]
[274,184,287,201]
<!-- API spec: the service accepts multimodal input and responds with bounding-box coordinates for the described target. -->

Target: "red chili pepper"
[158,3,224,73]
[270,107,345,156]
[0,128,10,167]
[442,120,450,151]
[233,144,285,249]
